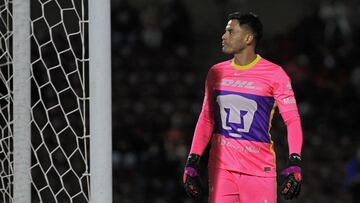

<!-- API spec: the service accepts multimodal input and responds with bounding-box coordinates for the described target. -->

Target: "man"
[183,12,303,203]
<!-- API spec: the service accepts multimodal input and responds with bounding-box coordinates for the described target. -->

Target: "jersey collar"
[231,54,261,70]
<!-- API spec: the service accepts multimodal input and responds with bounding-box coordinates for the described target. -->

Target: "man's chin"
[222,48,233,54]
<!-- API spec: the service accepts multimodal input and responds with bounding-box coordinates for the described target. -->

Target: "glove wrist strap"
[186,153,201,168]
[288,153,302,166]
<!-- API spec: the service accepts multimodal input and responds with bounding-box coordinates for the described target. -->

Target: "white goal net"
[0,0,102,202]
[0,1,14,202]
[29,0,90,202]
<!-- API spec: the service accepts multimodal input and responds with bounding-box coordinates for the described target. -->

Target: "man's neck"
[233,49,257,66]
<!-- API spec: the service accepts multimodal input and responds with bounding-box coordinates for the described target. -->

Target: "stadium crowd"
[111,0,360,202]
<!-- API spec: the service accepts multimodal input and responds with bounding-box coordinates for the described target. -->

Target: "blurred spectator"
[345,146,360,203]
[319,0,352,44]
[140,5,163,49]
[161,0,194,57]
[112,0,140,58]
[350,66,360,95]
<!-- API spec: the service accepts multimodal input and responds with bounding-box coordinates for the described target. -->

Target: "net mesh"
[0,1,13,203]
[30,0,89,202]
[0,0,90,202]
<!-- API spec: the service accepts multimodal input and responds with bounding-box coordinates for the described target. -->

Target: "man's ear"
[245,33,254,45]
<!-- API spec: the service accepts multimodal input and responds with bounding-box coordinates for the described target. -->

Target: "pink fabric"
[189,56,303,177]
[208,167,277,203]
[281,110,303,155]
[190,70,215,155]
[208,134,277,177]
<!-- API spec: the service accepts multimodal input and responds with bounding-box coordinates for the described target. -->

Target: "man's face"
[221,20,252,54]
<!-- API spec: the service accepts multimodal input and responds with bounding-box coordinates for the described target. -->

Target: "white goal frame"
[10,0,112,202]
[89,0,112,202]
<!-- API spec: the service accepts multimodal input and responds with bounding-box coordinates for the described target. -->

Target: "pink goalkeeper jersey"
[190,55,302,177]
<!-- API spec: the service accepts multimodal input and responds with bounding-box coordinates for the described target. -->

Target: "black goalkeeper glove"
[183,153,202,200]
[280,153,302,200]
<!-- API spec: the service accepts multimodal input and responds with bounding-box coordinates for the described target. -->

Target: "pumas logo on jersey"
[216,94,257,137]
[217,79,262,90]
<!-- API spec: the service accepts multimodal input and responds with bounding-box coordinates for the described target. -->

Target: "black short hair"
[227,12,263,44]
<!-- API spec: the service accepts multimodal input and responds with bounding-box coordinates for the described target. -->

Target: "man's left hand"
[280,153,302,200]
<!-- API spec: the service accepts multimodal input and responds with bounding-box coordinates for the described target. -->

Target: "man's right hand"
[183,153,202,199]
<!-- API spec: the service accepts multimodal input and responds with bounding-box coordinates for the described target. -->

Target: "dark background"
[111,0,360,202]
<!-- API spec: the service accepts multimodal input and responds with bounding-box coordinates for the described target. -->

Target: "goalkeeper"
[183,12,303,203]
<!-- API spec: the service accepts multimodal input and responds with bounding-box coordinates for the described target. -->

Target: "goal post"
[13,0,31,202]
[89,0,112,202]
[0,0,112,202]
